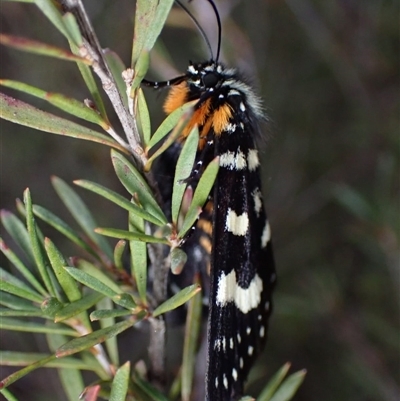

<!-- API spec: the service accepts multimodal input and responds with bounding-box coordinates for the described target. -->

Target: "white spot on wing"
[246,326,251,335]
[223,374,228,389]
[230,337,234,349]
[215,377,218,388]
[240,102,246,111]
[248,149,260,171]
[232,368,238,381]
[216,270,263,313]
[237,333,241,343]
[260,325,265,338]
[225,209,249,236]
[188,65,197,74]
[240,357,244,369]
[248,346,254,356]
[261,221,271,248]
[219,150,246,170]
[252,188,263,217]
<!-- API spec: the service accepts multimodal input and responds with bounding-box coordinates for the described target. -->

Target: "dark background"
[1,1,398,400]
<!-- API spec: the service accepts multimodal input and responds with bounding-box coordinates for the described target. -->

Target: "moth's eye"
[202,72,219,88]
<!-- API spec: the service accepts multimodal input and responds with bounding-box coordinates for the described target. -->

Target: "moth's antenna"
[204,0,222,62]
[176,0,214,60]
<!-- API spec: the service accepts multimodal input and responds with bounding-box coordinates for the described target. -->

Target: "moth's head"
[186,61,226,91]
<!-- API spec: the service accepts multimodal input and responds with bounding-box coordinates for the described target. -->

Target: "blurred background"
[1,0,398,400]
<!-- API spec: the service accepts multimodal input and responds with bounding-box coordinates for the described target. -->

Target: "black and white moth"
[144,2,276,400]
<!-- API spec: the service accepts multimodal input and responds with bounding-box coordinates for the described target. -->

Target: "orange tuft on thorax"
[163,82,189,114]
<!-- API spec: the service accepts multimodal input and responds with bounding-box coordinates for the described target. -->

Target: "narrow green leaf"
[0,280,43,303]
[181,276,202,401]
[269,370,307,401]
[111,150,167,224]
[0,351,98,370]
[33,205,98,258]
[90,308,132,321]
[74,179,165,226]
[58,367,85,401]
[131,0,157,65]
[75,259,121,293]
[171,127,199,224]
[178,157,219,238]
[55,292,104,323]
[0,354,57,389]
[152,284,201,317]
[131,50,150,90]
[0,34,87,62]
[129,211,147,304]
[0,292,37,311]
[1,210,35,265]
[52,177,113,259]
[24,189,56,296]
[96,227,169,244]
[45,238,81,302]
[33,0,76,44]
[0,93,127,152]
[144,0,175,51]
[62,11,83,47]
[113,240,127,270]
[0,79,108,128]
[56,317,138,357]
[137,88,151,146]
[258,363,292,401]
[96,297,119,366]
[147,101,194,150]
[63,266,118,299]
[0,388,18,401]
[0,317,77,336]
[0,309,44,317]
[0,237,46,296]
[110,361,131,401]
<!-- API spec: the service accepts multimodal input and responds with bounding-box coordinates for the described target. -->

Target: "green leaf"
[0,80,109,128]
[55,292,104,323]
[33,205,98,258]
[56,317,139,357]
[0,351,98,370]
[137,88,151,146]
[129,211,147,304]
[90,308,132,321]
[110,361,131,401]
[178,157,219,238]
[0,317,77,336]
[0,93,127,152]
[96,227,169,244]
[152,284,201,317]
[24,189,56,296]
[0,274,43,303]
[131,50,150,90]
[131,0,156,65]
[45,238,81,302]
[0,292,38,311]
[113,240,127,270]
[1,210,35,265]
[0,354,57,389]
[181,276,202,401]
[62,11,83,47]
[170,248,187,275]
[147,101,194,150]
[171,127,199,224]
[111,150,167,224]
[63,266,136,310]
[0,34,87,63]
[258,363,292,401]
[0,237,46,296]
[74,179,165,226]
[52,177,113,259]
[132,372,171,401]
[269,370,307,401]
[0,309,44,317]
[33,0,78,45]
[0,388,18,401]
